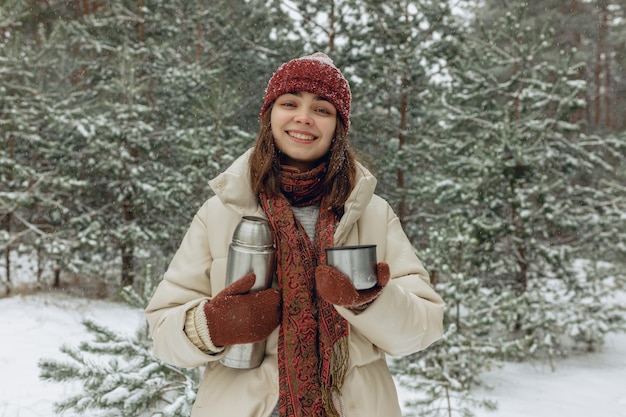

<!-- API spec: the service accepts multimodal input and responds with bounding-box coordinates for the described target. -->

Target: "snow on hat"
[261,52,351,132]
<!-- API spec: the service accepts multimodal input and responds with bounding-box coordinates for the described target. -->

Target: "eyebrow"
[287,91,329,102]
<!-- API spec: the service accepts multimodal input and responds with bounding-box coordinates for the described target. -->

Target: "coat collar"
[208,149,265,218]
[209,148,377,243]
[334,162,377,245]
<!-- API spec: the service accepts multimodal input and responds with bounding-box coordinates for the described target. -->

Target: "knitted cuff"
[349,300,374,314]
[184,301,225,354]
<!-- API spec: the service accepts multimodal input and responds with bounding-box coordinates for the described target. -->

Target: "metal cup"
[325,245,378,290]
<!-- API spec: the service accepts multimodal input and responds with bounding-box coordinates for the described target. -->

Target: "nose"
[293,108,313,125]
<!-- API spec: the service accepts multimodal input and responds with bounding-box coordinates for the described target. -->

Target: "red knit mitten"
[315,262,390,309]
[203,273,281,347]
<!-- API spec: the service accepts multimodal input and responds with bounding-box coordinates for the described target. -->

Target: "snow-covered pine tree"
[32,0,252,289]
[479,0,626,132]
[391,220,499,417]
[393,3,625,416]
[38,264,199,417]
[39,0,164,289]
[0,0,79,291]
[0,7,37,288]
[342,0,456,230]
[427,2,626,362]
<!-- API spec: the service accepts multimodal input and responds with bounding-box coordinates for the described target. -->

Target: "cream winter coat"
[145,149,445,417]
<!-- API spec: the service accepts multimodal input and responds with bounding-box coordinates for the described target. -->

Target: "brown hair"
[249,105,358,212]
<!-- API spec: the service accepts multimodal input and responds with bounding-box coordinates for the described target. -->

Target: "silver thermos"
[219,216,276,369]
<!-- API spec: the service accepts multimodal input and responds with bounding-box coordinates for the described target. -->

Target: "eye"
[280,100,296,108]
[315,106,335,116]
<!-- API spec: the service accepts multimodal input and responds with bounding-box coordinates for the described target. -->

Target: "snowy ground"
[0,293,145,417]
[469,331,626,417]
[1,292,625,417]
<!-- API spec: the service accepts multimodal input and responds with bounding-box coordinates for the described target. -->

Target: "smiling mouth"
[288,131,317,141]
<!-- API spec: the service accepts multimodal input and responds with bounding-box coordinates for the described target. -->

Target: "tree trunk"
[36,243,43,284]
[137,0,144,43]
[395,6,411,224]
[604,47,611,129]
[568,0,588,129]
[509,60,528,295]
[120,194,135,288]
[397,74,408,224]
[196,23,202,61]
[593,0,608,127]
[121,243,134,288]
[328,0,335,52]
[3,214,10,287]
[53,265,61,288]
[3,136,15,287]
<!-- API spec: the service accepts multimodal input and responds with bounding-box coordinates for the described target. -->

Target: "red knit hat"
[261,52,351,132]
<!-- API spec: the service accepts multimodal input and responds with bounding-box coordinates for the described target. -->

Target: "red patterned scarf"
[260,163,349,417]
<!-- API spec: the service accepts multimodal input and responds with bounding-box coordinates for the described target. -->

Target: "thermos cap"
[232,216,274,248]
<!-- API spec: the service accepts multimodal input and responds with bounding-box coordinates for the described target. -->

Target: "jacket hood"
[208,148,377,244]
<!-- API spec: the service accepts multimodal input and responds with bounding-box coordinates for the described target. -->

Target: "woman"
[145,52,445,417]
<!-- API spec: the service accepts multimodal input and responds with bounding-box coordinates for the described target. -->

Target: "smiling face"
[271,91,338,172]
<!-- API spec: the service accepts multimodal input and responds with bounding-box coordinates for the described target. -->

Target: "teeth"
[289,131,315,141]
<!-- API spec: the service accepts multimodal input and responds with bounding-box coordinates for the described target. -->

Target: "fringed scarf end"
[322,335,350,417]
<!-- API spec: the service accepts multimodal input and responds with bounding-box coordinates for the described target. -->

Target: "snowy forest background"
[1,0,625,416]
